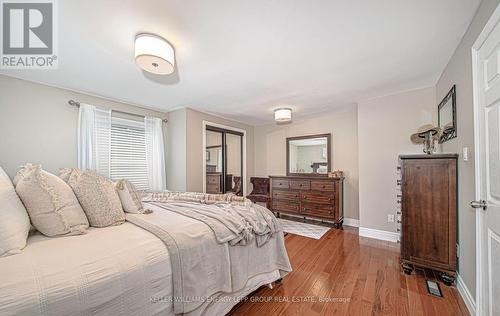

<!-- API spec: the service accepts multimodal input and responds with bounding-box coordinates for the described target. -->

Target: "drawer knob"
[322,185,326,189]
[299,184,303,187]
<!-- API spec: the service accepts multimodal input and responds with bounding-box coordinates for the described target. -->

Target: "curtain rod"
[68,100,168,123]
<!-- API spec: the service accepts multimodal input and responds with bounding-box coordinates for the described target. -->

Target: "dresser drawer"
[301,203,334,218]
[207,175,220,184]
[290,180,310,190]
[206,184,220,194]
[302,192,334,204]
[272,200,299,213]
[311,180,335,192]
[272,179,290,189]
[273,190,299,201]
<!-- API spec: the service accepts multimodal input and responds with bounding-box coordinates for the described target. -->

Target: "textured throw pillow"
[0,167,30,257]
[115,179,150,214]
[13,164,89,237]
[60,169,125,227]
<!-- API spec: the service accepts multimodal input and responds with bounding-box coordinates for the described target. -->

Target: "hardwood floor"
[229,226,469,316]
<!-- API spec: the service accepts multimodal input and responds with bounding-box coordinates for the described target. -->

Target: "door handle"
[470,200,488,210]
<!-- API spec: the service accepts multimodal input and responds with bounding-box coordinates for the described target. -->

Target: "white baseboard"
[358,227,400,243]
[343,218,359,227]
[457,274,476,316]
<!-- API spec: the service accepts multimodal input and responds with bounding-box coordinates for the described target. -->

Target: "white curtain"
[77,104,111,177]
[145,117,166,191]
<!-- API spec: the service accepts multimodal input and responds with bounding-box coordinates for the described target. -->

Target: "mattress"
[0,222,281,316]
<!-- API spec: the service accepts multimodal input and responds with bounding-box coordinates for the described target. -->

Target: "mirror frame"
[438,85,457,143]
[286,133,331,177]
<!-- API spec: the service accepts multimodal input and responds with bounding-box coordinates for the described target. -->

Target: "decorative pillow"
[0,167,30,257]
[60,169,125,227]
[115,179,150,214]
[13,164,89,237]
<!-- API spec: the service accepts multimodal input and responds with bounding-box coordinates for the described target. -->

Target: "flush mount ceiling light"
[135,33,175,75]
[274,107,292,123]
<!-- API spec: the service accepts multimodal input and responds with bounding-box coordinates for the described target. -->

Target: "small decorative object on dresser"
[399,154,458,286]
[270,175,344,228]
[410,124,442,154]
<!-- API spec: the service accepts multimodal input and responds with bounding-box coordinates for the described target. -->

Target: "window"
[110,117,149,190]
[78,103,166,191]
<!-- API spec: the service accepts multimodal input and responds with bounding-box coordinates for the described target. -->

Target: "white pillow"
[14,164,89,237]
[60,169,125,227]
[0,167,30,257]
[116,179,148,214]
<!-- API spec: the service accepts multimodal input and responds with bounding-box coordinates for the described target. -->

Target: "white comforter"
[0,216,284,315]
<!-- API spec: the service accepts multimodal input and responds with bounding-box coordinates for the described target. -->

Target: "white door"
[473,7,500,316]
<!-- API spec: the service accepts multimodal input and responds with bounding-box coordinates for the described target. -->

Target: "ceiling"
[0,0,480,125]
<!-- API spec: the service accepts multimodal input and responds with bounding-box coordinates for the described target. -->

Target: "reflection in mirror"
[206,130,222,173]
[226,133,242,193]
[287,134,331,176]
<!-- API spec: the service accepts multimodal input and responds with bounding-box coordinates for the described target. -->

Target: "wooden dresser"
[269,176,344,228]
[206,173,222,194]
[399,154,458,285]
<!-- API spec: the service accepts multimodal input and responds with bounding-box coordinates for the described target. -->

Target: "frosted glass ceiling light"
[135,34,175,75]
[274,107,292,123]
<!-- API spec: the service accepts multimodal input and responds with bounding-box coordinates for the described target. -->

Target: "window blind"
[110,117,149,190]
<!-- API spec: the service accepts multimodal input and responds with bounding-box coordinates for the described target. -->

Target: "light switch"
[463,147,469,161]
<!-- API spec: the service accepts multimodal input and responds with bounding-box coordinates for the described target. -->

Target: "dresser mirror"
[286,133,331,176]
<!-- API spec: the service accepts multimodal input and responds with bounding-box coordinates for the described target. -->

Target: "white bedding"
[0,222,282,316]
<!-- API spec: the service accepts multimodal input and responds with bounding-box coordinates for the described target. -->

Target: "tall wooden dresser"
[269,176,344,228]
[399,154,458,285]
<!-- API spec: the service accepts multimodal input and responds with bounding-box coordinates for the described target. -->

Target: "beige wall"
[0,75,168,179]
[436,0,500,299]
[253,106,359,220]
[166,108,187,191]
[358,87,436,232]
[185,108,254,195]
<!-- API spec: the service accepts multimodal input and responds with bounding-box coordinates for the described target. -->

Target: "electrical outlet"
[387,214,395,223]
[463,147,469,161]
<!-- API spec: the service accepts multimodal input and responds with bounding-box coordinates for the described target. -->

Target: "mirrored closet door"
[205,125,243,196]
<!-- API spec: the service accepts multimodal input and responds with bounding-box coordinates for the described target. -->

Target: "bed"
[0,201,291,316]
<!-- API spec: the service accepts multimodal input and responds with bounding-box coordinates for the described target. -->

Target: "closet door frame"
[202,121,246,196]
